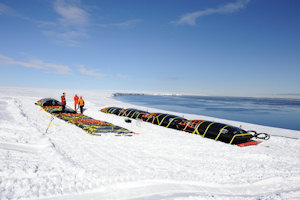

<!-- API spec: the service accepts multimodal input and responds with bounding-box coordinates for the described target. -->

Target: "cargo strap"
[127,110,135,117]
[202,122,215,137]
[229,133,253,144]
[183,121,191,131]
[166,117,182,128]
[153,113,164,124]
[133,111,143,119]
[159,115,170,126]
[193,121,207,135]
[122,109,132,117]
[133,112,147,119]
[215,125,229,141]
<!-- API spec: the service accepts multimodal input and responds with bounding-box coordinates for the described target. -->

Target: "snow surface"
[0,86,300,200]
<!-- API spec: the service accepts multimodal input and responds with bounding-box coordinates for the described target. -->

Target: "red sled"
[237,140,262,147]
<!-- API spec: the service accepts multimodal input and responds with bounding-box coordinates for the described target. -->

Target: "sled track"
[38,179,300,200]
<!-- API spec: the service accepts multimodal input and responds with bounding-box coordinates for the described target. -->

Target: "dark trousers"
[80,106,84,114]
[62,105,65,112]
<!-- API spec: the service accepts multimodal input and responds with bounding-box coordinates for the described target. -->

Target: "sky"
[0,0,299,97]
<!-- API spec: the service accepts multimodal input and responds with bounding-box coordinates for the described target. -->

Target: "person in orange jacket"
[74,94,79,111]
[78,96,85,114]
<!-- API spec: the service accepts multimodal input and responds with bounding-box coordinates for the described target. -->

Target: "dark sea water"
[114,94,300,131]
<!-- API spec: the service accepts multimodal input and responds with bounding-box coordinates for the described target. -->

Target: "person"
[78,96,85,114]
[74,94,79,111]
[61,92,66,113]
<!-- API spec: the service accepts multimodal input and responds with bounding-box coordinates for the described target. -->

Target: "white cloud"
[77,65,106,78]
[115,19,143,27]
[1,1,142,46]
[0,54,71,74]
[54,0,89,27]
[0,2,33,20]
[40,0,90,46]
[172,0,250,26]
[0,1,90,46]
[0,3,9,15]
[0,3,16,16]
[0,2,58,29]
[45,1,142,46]
[97,19,143,28]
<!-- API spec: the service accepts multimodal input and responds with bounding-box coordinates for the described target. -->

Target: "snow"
[0,86,299,200]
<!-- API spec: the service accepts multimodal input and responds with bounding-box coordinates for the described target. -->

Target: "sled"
[36,98,136,136]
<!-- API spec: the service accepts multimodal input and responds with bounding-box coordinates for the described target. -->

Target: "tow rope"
[248,131,270,140]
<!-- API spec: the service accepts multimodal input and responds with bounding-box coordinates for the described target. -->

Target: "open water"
[114,94,300,131]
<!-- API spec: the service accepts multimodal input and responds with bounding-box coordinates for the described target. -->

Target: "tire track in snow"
[11,98,86,168]
[0,97,104,199]
[38,178,300,200]
[0,142,50,153]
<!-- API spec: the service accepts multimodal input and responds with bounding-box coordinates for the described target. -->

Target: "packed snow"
[0,87,299,200]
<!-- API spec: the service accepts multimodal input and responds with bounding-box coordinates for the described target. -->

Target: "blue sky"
[0,0,299,96]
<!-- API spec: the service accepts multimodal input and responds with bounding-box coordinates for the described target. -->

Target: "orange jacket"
[79,98,84,106]
[74,95,79,103]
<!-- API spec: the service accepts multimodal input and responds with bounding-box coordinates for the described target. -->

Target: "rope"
[248,130,270,140]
